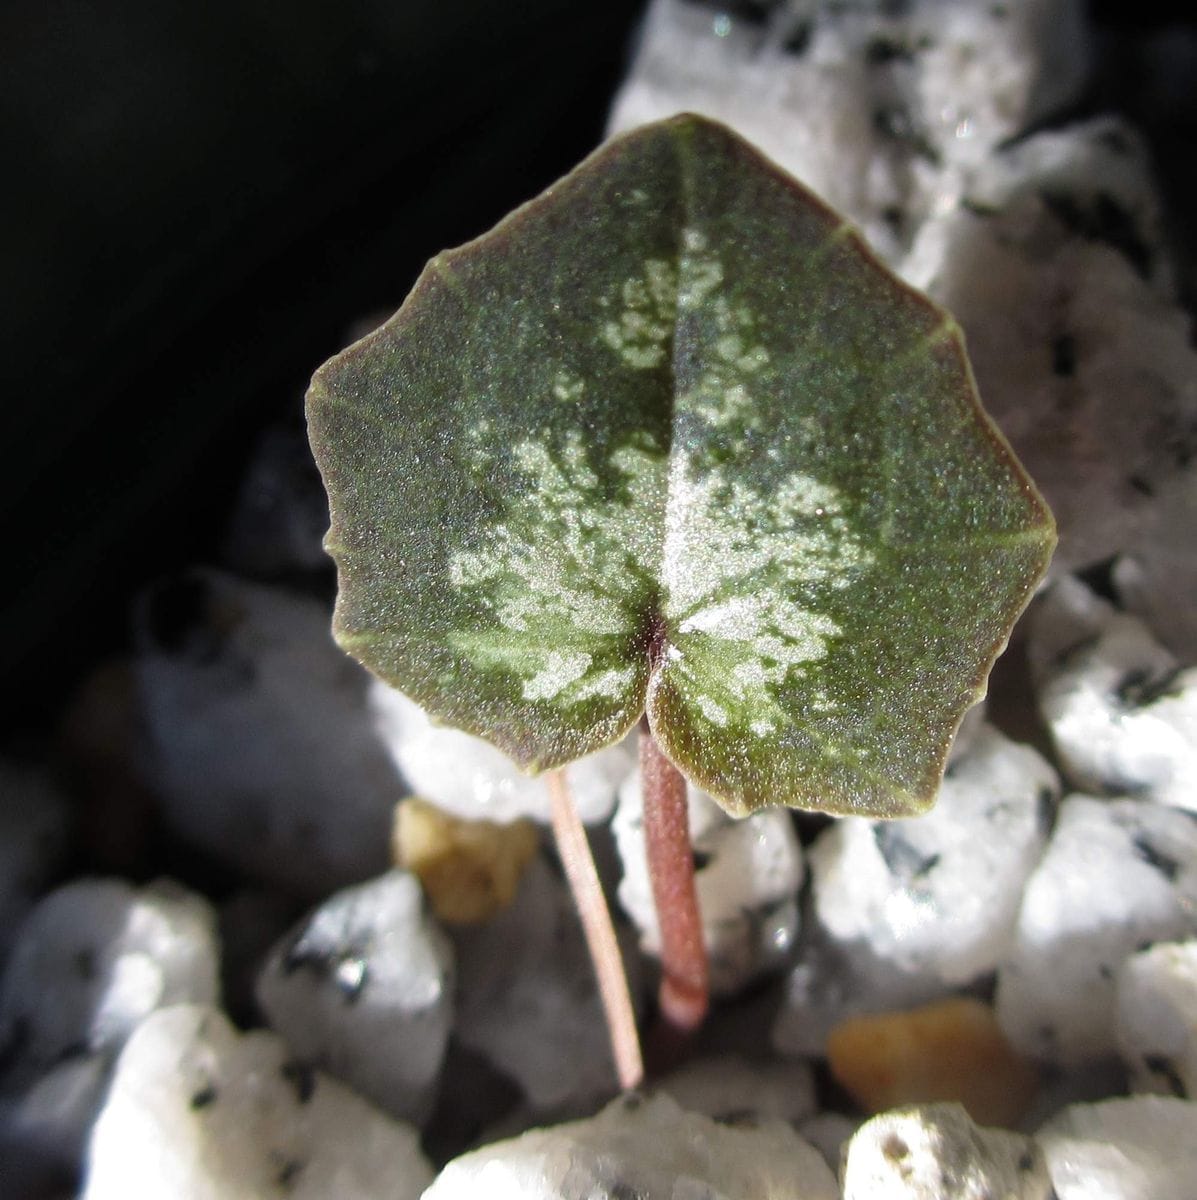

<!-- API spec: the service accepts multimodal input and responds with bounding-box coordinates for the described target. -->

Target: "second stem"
[639,715,709,1037]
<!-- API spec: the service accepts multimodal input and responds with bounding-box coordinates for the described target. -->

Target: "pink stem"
[639,715,709,1037]
[547,769,644,1090]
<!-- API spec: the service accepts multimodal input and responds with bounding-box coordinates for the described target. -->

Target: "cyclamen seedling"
[307,114,1055,1081]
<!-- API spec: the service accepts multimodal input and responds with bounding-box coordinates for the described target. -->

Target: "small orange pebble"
[392,797,540,925]
[826,996,1039,1128]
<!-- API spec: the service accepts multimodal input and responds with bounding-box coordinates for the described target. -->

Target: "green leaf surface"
[307,114,1055,818]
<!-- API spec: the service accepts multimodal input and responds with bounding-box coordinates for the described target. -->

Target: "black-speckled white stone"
[1116,939,1197,1099]
[1030,578,1197,812]
[423,1091,838,1200]
[775,722,1055,1057]
[0,878,219,1073]
[0,877,219,1182]
[842,1103,1051,1200]
[609,0,1089,265]
[133,570,399,895]
[1036,1094,1197,1199]
[996,796,1197,1065]
[81,1004,433,1199]
[369,682,634,825]
[256,870,453,1127]
[806,723,1056,988]
[613,767,803,996]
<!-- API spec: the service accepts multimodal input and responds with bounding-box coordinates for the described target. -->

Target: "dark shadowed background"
[0,0,646,734]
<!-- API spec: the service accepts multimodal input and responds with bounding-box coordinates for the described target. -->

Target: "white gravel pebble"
[1116,939,1197,1098]
[369,682,633,825]
[1033,592,1197,812]
[134,570,401,895]
[808,723,1056,987]
[422,1091,839,1200]
[81,1003,433,1200]
[996,795,1197,1064]
[0,877,219,1074]
[775,724,1055,1057]
[0,877,219,1184]
[1036,1094,1197,1199]
[256,869,454,1127]
[842,1103,1050,1200]
[610,0,1089,263]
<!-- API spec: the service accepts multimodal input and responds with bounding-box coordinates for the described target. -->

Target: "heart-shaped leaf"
[308,114,1055,818]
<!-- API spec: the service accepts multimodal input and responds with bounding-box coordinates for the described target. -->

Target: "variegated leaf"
[307,114,1055,818]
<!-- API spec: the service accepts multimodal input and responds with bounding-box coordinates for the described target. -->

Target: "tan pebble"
[827,996,1038,1128]
[393,797,539,924]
